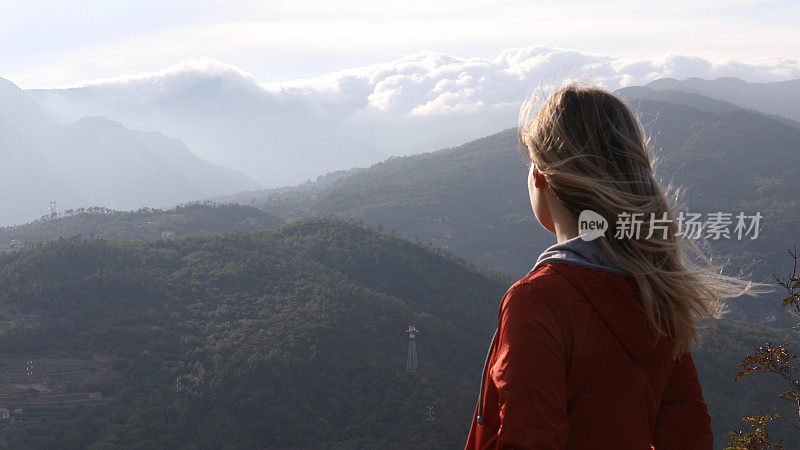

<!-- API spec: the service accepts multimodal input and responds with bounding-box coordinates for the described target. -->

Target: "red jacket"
[465,262,712,449]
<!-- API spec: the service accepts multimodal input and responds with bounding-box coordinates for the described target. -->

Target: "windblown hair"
[518,85,756,358]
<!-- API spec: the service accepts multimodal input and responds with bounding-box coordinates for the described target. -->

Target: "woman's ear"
[533,168,547,189]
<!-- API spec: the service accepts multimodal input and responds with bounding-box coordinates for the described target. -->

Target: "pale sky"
[2,0,799,88]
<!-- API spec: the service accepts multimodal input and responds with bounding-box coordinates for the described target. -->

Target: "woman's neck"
[554,219,579,243]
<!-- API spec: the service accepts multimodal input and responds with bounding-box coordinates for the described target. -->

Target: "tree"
[727,247,800,449]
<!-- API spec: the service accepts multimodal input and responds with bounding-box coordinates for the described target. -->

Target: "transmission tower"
[406,325,418,374]
[48,201,58,219]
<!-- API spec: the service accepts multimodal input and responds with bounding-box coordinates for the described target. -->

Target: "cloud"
[249,45,800,118]
[70,57,260,87]
[28,45,800,186]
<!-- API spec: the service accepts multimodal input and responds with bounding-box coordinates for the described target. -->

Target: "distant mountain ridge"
[0,77,259,226]
[644,76,800,122]
[220,93,800,324]
[616,85,800,130]
[616,87,744,114]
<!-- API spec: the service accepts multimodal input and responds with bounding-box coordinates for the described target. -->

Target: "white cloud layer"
[28,45,800,186]
[69,46,799,115]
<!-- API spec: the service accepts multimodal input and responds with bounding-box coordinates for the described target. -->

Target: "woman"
[465,86,753,449]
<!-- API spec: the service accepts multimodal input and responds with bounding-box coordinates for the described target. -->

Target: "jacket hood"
[531,236,627,276]
[532,237,668,358]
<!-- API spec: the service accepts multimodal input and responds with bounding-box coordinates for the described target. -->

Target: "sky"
[2,0,799,89]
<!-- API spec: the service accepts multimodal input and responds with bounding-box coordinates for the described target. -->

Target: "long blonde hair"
[518,84,756,358]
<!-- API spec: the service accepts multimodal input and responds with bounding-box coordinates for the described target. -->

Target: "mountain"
[644,77,800,123]
[0,219,795,448]
[0,77,56,135]
[617,84,800,130]
[27,50,798,187]
[615,86,745,114]
[0,202,284,250]
[0,219,507,448]
[222,129,540,270]
[0,77,259,227]
[220,95,800,324]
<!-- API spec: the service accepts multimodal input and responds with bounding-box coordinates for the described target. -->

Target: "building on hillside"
[161,230,176,239]
[0,408,10,420]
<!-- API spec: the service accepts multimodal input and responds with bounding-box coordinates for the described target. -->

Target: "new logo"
[578,210,607,241]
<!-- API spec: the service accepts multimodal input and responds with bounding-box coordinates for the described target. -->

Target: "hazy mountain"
[615,86,745,114]
[645,76,800,123]
[616,86,800,129]
[26,48,799,186]
[0,77,259,226]
[0,219,795,448]
[220,95,800,324]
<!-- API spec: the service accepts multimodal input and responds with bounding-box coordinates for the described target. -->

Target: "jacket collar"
[531,236,627,275]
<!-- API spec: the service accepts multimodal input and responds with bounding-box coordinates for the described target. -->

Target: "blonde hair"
[518,84,757,358]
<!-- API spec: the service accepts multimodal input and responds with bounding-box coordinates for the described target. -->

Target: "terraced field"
[0,354,120,420]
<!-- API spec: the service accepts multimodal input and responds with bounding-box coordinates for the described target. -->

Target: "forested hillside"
[0,220,794,448]
[0,220,507,448]
[0,203,283,251]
